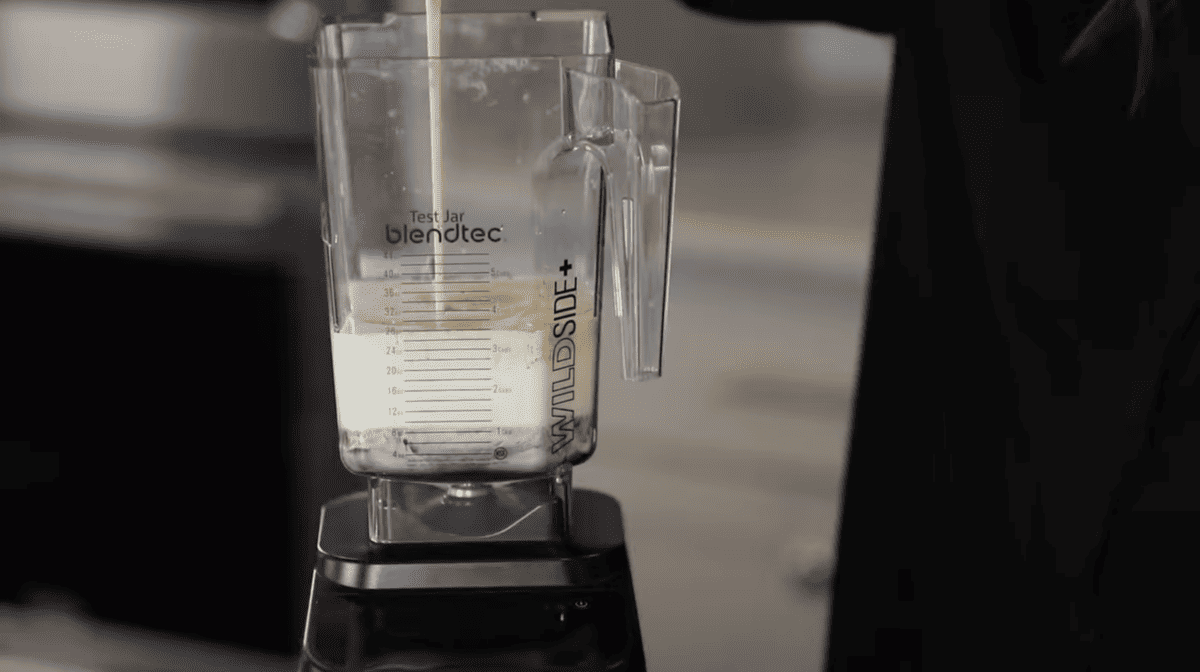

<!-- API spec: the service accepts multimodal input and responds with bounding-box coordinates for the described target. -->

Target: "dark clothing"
[681,2,1200,669]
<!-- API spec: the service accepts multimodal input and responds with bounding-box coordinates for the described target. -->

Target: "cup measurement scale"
[337,246,583,471]
[382,249,507,463]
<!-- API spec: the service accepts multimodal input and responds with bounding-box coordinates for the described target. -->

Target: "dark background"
[0,238,297,652]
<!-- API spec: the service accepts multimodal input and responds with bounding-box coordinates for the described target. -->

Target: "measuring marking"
[403,388,490,392]
[401,281,491,285]
[400,252,489,257]
[403,299,491,303]
[399,262,491,267]
[409,409,493,413]
[401,272,490,276]
[406,398,490,402]
[403,310,491,314]
[404,338,491,342]
[411,441,492,445]
[401,291,490,296]
[401,320,493,324]
[410,420,492,424]
[404,377,492,381]
[404,347,490,351]
[403,357,487,362]
[408,453,495,457]
[404,429,492,434]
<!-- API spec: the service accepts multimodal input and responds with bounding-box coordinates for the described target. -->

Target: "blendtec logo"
[385,210,502,244]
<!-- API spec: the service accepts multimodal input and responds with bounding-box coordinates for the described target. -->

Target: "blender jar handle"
[567,61,680,381]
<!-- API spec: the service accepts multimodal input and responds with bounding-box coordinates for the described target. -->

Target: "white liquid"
[331,328,548,432]
[332,277,597,476]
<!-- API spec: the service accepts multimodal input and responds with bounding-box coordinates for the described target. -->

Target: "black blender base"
[299,488,647,671]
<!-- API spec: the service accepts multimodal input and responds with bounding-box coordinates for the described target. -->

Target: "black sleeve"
[673,0,907,34]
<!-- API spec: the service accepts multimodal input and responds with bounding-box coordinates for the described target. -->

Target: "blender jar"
[310,11,678,543]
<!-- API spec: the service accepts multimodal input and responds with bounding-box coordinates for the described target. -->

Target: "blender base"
[299,489,647,671]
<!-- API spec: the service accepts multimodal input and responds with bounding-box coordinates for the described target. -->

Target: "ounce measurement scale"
[332,250,596,477]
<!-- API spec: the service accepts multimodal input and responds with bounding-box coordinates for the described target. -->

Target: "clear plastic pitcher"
[310,11,678,543]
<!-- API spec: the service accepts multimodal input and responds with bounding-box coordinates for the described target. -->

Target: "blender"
[300,9,679,671]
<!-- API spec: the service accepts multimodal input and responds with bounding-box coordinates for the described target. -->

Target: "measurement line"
[401,301,491,305]
[403,388,490,392]
[406,368,492,372]
[404,348,490,352]
[403,378,492,382]
[401,319,491,323]
[404,430,493,434]
[399,262,491,266]
[403,338,491,342]
[401,281,491,285]
[410,441,492,445]
[402,310,492,314]
[401,290,491,294]
[400,253,489,257]
[409,409,493,413]
[403,306,493,310]
[408,453,495,457]
[402,299,491,303]
[406,398,490,402]
[404,358,490,362]
[410,420,492,424]
[401,272,490,277]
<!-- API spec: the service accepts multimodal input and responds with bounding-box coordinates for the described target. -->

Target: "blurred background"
[0,0,891,670]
